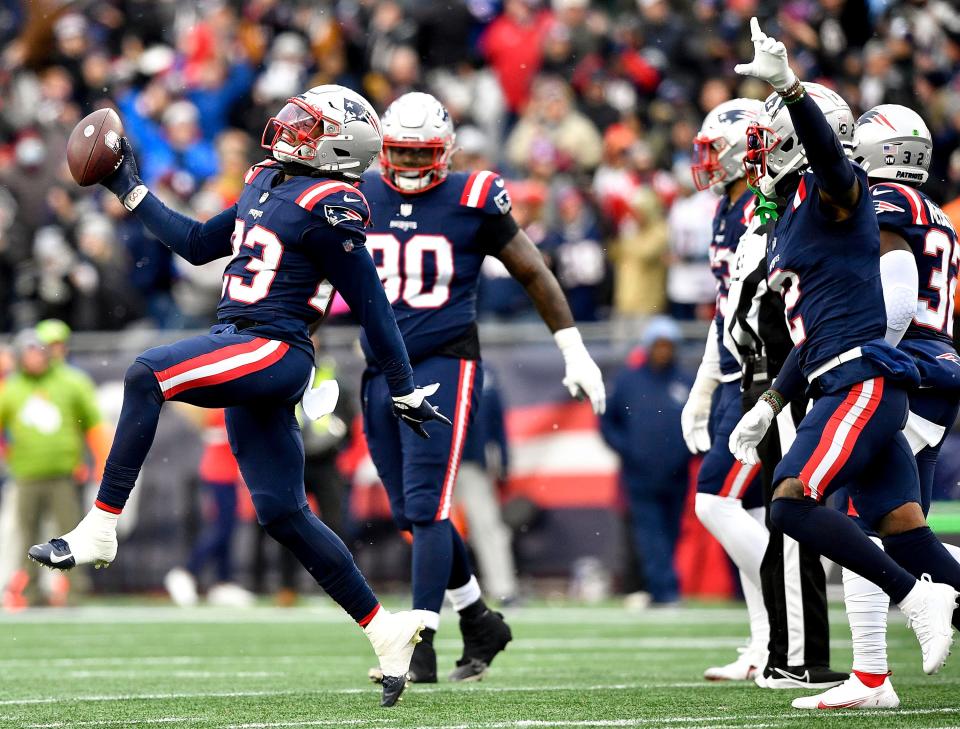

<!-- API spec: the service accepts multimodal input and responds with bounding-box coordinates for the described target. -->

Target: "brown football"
[67,108,124,187]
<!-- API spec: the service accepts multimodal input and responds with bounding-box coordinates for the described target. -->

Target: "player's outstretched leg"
[770,491,956,675]
[28,360,163,570]
[230,402,424,706]
[447,527,512,682]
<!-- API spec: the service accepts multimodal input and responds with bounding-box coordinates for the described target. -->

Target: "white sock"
[415,609,440,632]
[741,567,770,663]
[446,575,482,612]
[944,542,960,567]
[695,493,768,588]
[843,537,889,675]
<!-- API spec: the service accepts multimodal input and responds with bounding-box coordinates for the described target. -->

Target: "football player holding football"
[28,85,449,707]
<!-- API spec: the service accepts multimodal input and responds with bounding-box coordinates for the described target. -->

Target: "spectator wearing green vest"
[0,329,105,607]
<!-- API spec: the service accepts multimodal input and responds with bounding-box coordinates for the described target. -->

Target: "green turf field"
[1,601,958,729]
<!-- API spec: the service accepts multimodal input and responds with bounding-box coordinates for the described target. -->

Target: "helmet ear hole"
[332,147,351,157]
[780,138,795,153]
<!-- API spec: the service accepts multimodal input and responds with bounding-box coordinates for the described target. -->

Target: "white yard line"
[25,720,202,729]
[0,605,856,626]
[223,709,960,729]
[0,683,736,707]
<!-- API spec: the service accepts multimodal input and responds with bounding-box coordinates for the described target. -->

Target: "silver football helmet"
[853,104,932,186]
[380,92,456,193]
[744,83,854,196]
[691,98,764,191]
[261,85,382,180]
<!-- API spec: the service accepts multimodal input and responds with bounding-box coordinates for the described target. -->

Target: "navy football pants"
[774,377,918,528]
[363,356,482,613]
[95,325,379,623]
[697,381,763,509]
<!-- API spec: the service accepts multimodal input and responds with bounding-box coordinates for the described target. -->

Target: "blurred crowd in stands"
[0,0,960,332]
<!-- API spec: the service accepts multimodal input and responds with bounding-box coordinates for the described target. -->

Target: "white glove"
[728,398,776,466]
[681,375,718,453]
[555,327,606,415]
[734,17,798,91]
[301,367,340,421]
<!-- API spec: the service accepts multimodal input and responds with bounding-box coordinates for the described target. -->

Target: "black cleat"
[380,675,407,707]
[449,609,512,682]
[28,539,76,571]
[368,628,437,684]
[406,634,438,683]
[760,665,849,690]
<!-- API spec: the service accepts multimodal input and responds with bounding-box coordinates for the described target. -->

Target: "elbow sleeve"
[880,249,918,346]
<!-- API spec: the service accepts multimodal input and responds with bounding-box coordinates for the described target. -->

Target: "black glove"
[392,384,453,439]
[102,137,143,202]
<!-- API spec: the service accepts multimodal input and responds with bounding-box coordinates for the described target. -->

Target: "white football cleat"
[792,673,900,710]
[207,582,255,608]
[704,643,761,681]
[899,574,958,675]
[28,506,118,570]
[363,608,424,707]
[164,568,199,607]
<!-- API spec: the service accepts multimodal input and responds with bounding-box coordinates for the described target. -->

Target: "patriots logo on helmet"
[874,200,905,215]
[859,110,898,130]
[343,98,378,132]
[325,204,364,227]
[716,108,759,124]
[937,352,960,367]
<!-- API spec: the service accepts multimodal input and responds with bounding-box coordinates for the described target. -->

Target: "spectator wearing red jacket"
[479,0,553,114]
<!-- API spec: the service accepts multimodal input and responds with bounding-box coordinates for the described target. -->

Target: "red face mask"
[690,133,728,191]
[379,139,451,193]
[262,98,339,160]
[742,122,781,189]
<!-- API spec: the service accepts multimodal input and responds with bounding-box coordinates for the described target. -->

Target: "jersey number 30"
[366,233,454,308]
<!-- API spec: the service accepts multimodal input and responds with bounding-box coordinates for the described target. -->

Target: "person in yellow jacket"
[610,187,669,317]
[0,328,107,607]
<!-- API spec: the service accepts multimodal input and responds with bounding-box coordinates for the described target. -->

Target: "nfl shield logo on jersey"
[400,203,413,217]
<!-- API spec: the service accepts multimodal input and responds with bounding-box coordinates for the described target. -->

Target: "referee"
[724,215,847,689]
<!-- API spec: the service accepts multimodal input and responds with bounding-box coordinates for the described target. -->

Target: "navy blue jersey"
[871,182,960,346]
[767,166,901,387]
[218,162,371,353]
[359,170,515,363]
[710,188,756,376]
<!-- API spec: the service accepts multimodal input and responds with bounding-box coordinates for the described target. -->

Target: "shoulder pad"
[295,180,371,228]
[871,182,929,226]
[243,159,278,185]
[459,171,511,215]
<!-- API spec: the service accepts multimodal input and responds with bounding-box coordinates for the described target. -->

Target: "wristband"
[123,185,149,211]
[759,389,785,415]
[779,78,805,104]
